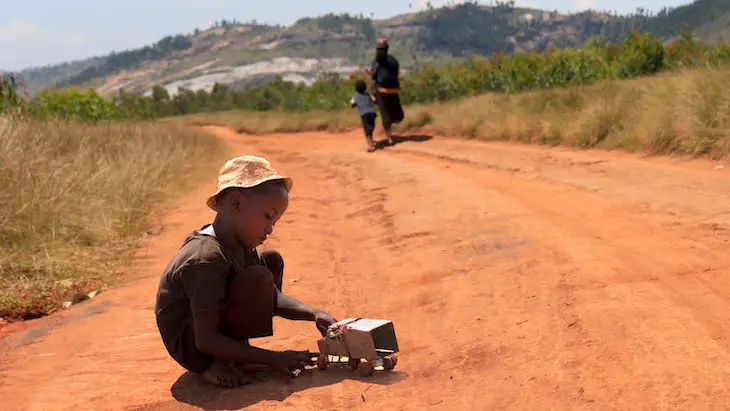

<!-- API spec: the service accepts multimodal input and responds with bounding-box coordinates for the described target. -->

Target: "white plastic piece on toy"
[327,318,392,332]
[345,319,391,332]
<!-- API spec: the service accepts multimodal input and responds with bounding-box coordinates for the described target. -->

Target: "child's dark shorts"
[361,112,376,137]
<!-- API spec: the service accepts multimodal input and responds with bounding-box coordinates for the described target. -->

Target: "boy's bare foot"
[202,359,253,388]
[366,137,376,152]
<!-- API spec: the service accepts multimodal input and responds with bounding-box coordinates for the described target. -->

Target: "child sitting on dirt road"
[350,79,378,152]
[154,155,338,388]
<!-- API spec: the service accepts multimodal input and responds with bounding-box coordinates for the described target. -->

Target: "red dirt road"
[2,126,730,410]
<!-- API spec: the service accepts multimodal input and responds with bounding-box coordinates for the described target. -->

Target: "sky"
[1,0,693,71]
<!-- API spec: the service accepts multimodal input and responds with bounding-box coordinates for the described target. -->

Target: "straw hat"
[206,155,293,211]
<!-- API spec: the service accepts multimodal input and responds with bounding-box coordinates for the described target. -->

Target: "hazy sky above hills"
[1,0,693,71]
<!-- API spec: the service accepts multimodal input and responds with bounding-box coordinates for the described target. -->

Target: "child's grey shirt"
[351,93,376,116]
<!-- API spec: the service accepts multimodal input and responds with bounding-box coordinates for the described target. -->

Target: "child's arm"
[275,291,337,336]
[350,96,356,108]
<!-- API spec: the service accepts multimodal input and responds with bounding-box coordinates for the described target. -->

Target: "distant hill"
[8,0,730,97]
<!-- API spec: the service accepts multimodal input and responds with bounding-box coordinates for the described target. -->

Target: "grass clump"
[185,109,360,134]
[401,66,730,159]
[0,117,227,319]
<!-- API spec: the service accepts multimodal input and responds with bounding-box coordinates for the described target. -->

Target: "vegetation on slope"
[9,0,730,95]
[189,65,730,160]
[55,35,194,89]
[4,27,729,122]
[2,28,729,125]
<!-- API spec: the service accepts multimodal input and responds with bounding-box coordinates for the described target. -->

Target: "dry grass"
[184,109,360,134]
[186,67,730,160]
[405,67,730,159]
[0,117,228,319]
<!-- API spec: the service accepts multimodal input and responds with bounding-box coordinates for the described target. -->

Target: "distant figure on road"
[350,79,378,152]
[369,37,404,146]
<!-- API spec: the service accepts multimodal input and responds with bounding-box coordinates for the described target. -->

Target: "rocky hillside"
[10,0,730,97]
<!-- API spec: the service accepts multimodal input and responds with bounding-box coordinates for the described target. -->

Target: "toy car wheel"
[358,361,375,377]
[348,358,360,371]
[316,354,328,370]
[383,354,398,370]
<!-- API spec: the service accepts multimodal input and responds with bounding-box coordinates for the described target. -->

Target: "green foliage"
[0,73,25,112]
[30,88,119,122]
[416,1,519,56]
[642,0,730,39]
[312,13,376,42]
[614,31,666,78]
[143,30,729,115]
[14,0,730,97]
[3,30,730,123]
[412,0,730,58]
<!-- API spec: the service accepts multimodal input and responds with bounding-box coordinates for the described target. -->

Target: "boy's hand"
[269,350,315,376]
[314,310,337,336]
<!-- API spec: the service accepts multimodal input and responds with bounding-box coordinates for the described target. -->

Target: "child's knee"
[230,266,275,295]
[260,249,284,272]
[247,265,275,285]
[259,250,284,291]
[224,266,276,340]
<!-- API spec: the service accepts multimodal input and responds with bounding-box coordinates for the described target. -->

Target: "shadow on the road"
[170,366,408,409]
[374,134,433,150]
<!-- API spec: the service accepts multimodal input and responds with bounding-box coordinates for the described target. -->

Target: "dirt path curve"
[2,126,730,410]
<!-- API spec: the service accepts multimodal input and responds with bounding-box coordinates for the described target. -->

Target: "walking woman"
[369,37,404,146]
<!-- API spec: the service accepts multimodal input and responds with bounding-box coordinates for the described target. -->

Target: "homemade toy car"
[315,318,399,377]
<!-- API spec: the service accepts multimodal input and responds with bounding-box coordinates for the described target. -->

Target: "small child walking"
[350,79,378,152]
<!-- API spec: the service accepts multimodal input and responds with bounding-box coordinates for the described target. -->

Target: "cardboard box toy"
[315,318,399,377]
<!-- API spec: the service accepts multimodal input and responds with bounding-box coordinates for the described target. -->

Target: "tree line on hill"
[8,0,729,94]
[1,29,729,123]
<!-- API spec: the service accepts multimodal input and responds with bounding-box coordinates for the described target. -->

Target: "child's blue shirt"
[351,92,376,116]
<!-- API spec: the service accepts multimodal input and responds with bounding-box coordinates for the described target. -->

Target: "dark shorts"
[361,112,376,137]
[375,92,404,129]
[171,249,285,374]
